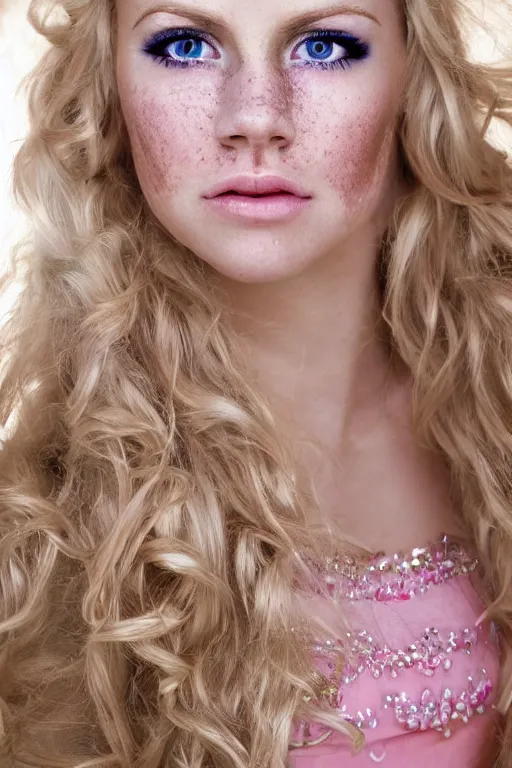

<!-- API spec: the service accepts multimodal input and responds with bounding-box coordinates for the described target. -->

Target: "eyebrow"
[132,3,381,35]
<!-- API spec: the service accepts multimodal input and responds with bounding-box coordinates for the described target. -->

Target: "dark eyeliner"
[302,29,369,57]
[141,26,370,71]
[295,29,370,70]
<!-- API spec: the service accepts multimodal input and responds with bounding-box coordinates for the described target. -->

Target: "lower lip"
[203,193,311,222]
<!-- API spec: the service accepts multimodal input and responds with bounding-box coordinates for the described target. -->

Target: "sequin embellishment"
[313,626,482,685]
[290,537,498,754]
[306,536,478,602]
[383,670,494,736]
[291,671,494,747]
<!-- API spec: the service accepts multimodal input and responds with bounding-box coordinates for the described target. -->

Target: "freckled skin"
[115,0,407,284]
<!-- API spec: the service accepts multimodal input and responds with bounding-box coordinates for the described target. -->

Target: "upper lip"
[203,174,312,199]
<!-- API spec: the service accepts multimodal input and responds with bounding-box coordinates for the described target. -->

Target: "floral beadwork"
[289,536,498,755]
[382,670,494,737]
[313,626,482,687]
[306,535,478,602]
[291,671,494,747]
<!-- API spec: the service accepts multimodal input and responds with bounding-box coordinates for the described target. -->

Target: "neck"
[213,227,405,459]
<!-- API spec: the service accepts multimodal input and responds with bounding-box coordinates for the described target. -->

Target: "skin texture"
[115,0,464,553]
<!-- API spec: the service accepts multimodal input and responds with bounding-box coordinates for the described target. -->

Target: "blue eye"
[142,27,369,71]
[292,31,370,70]
[171,38,205,59]
[143,28,219,68]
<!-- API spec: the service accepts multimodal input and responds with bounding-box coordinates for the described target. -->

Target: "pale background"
[0,0,511,317]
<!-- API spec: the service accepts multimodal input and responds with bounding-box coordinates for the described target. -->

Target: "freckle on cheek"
[129,124,171,194]
[125,95,187,196]
[325,112,395,206]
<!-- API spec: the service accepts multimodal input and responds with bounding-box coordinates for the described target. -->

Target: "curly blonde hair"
[0,0,512,765]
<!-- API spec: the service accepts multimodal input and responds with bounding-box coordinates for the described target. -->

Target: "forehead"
[118,0,404,33]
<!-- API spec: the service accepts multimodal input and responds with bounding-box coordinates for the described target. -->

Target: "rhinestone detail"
[305,535,478,602]
[313,625,481,687]
[291,669,494,747]
[290,537,497,754]
[382,669,494,736]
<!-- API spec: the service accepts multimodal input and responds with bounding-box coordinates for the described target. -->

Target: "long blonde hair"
[1,0,512,765]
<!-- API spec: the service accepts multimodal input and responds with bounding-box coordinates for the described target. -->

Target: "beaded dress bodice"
[289,536,501,767]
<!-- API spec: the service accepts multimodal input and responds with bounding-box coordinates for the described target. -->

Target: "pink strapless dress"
[289,536,501,767]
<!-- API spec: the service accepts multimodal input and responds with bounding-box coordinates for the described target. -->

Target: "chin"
[193,241,321,285]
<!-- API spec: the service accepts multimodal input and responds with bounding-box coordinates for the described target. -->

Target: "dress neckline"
[303,533,479,603]
[322,532,477,575]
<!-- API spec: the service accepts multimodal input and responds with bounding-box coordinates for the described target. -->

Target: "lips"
[217,190,291,197]
[202,173,312,223]
[203,174,312,200]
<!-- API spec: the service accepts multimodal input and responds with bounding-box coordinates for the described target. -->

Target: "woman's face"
[115,0,407,284]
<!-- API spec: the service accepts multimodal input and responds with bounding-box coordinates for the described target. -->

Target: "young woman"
[0,0,511,765]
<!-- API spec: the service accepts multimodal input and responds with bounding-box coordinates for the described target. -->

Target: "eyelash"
[142,27,370,71]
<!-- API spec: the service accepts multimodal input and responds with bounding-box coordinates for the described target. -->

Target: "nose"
[214,67,296,161]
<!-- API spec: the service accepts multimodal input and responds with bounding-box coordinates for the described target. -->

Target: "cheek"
[287,70,402,209]
[324,101,398,205]
[120,86,216,198]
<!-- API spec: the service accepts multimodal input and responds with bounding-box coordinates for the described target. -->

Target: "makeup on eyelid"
[141,27,371,71]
